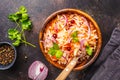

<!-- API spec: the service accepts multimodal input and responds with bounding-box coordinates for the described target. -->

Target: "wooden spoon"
[55,49,80,80]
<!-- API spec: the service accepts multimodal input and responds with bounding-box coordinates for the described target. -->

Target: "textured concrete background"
[0,0,120,80]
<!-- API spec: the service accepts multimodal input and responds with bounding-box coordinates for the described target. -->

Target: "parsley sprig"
[8,6,36,47]
[71,31,79,42]
[86,45,93,56]
[48,43,63,58]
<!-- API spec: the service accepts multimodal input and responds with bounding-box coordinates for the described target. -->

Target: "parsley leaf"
[71,31,78,37]
[8,14,19,22]
[48,43,63,58]
[55,50,63,58]
[8,6,36,47]
[86,45,93,56]
[48,47,56,56]
[52,43,59,50]
[71,31,79,42]
[8,29,21,40]
[8,29,22,46]
[21,20,31,30]
[19,6,27,13]
[21,13,28,21]
[13,40,21,46]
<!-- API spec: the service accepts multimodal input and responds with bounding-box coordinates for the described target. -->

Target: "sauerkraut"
[43,13,98,65]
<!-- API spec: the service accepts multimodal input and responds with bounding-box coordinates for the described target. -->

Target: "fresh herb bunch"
[8,6,36,47]
[48,43,63,58]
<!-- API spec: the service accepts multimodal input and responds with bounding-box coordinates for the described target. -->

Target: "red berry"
[67,47,71,51]
[70,20,75,24]
[52,34,57,38]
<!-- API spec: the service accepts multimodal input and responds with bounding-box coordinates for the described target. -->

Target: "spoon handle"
[55,57,78,80]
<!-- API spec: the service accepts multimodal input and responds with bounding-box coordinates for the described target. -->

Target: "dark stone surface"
[0,0,120,80]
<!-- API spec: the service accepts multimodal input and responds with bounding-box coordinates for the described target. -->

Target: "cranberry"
[68,24,72,27]
[70,20,75,24]
[67,47,71,51]
[52,34,57,38]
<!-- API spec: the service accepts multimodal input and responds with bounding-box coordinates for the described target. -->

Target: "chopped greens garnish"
[86,45,93,56]
[48,47,56,56]
[52,43,59,50]
[48,43,63,58]
[71,31,79,42]
[55,50,63,58]
[8,6,36,47]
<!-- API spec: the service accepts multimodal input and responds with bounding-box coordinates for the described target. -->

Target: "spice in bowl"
[0,42,16,70]
[0,44,15,65]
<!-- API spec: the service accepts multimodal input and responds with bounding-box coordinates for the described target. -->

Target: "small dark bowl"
[0,42,17,70]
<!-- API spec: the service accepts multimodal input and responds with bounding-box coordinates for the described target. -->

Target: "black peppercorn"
[0,45,15,65]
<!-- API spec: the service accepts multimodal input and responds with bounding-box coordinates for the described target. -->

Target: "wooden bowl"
[39,9,102,70]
